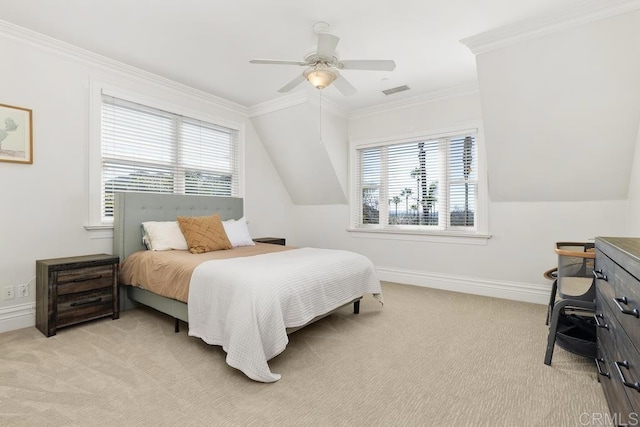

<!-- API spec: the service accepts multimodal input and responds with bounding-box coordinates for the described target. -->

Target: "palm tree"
[463,136,473,226]
[400,188,412,216]
[410,167,422,221]
[390,195,401,219]
[417,142,429,222]
[425,182,438,225]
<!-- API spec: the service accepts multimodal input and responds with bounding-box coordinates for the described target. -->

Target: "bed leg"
[353,300,360,314]
[174,318,180,333]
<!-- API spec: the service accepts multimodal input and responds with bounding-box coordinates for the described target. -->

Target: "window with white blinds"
[101,95,238,220]
[354,132,477,232]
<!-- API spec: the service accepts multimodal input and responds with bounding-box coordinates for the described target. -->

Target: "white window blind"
[101,95,238,220]
[355,133,477,231]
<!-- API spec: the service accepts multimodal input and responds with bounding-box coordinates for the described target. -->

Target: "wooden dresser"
[36,254,119,337]
[595,237,640,423]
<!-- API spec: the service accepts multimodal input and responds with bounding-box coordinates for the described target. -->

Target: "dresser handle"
[613,297,640,318]
[595,357,611,378]
[70,274,103,282]
[615,360,640,392]
[70,297,103,306]
[594,314,609,330]
[593,269,608,281]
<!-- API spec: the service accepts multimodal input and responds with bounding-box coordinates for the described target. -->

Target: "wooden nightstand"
[36,254,119,337]
[253,237,286,246]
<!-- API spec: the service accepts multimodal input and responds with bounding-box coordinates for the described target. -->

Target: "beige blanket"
[119,243,292,302]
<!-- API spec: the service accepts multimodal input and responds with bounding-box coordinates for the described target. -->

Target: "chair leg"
[544,304,562,365]
[546,279,557,326]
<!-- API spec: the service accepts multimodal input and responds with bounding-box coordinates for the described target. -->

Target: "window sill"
[84,224,114,239]
[346,228,491,246]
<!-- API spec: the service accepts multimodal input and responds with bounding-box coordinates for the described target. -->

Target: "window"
[352,129,486,238]
[100,95,239,221]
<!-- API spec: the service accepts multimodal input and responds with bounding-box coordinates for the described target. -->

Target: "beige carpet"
[0,282,607,426]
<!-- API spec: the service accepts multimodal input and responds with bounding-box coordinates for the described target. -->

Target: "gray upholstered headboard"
[113,192,244,261]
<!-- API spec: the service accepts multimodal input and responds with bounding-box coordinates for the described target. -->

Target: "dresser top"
[597,237,640,259]
[596,237,640,279]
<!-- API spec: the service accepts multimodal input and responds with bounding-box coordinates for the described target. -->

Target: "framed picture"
[0,103,33,164]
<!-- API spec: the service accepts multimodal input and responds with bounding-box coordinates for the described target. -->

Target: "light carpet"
[0,282,608,426]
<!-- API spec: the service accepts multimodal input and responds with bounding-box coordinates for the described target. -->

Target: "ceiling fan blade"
[278,74,307,93]
[332,75,357,96]
[339,59,396,71]
[316,33,339,58]
[250,59,308,66]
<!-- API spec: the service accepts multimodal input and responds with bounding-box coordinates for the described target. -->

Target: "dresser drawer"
[610,267,640,347]
[596,293,616,357]
[595,249,616,310]
[56,265,114,295]
[612,323,640,411]
[597,344,636,422]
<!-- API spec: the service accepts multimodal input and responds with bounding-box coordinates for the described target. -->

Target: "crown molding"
[461,0,640,55]
[248,88,348,119]
[348,83,479,120]
[0,19,248,116]
[247,91,308,118]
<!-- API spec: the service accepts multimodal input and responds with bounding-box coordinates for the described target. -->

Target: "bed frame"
[113,192,360,333]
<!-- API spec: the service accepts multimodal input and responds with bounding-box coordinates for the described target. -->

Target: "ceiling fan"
[249,22,396,96]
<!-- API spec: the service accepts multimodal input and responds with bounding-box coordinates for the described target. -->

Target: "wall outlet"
[2,285,15,300]
[18,283,28,298]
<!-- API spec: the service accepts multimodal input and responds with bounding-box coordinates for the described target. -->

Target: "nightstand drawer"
[57,288,114,327]
[57,265,114,295]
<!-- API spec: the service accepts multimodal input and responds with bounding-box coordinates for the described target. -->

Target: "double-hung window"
[100,95,239,221]
[352,128,487,239]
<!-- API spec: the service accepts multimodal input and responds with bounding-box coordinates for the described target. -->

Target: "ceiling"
[0,0,585,111]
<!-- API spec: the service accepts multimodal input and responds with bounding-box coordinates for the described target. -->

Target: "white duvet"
[187,247,382,382]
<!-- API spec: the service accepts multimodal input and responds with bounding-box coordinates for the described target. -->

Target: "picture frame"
[0,103,33,164]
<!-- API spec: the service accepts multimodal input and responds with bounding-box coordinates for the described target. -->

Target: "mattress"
[119,243,292,302]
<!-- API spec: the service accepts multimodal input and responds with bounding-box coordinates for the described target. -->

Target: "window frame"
[348,122,490,245]
[86,79,245,236]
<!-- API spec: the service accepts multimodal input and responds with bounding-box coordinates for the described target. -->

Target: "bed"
[113,192,382,382]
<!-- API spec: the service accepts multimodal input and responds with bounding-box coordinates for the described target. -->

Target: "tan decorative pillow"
[176,214,232,254]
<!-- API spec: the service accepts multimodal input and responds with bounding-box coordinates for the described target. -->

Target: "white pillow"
[141,221,189,251]
[222,217,255,247]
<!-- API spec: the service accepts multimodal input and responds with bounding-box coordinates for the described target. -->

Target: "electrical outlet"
[3,285,15,300]
[18,283,28,298]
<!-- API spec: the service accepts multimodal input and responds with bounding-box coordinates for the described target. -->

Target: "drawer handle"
[593,269,608,281]
[70,297,103,307]
[595,357,611,378]
[70,274,103,282]
[613,297,640,318]
[594,314,609,330]
[614,360,640,392]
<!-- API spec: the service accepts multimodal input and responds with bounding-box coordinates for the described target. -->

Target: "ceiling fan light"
[305,69,337,89]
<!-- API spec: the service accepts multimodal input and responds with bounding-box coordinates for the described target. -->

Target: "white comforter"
[187,247,382,382]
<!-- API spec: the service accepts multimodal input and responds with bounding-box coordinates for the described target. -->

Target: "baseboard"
[0,270,547,334]
[376,266,549,305]
[0,302,36,334]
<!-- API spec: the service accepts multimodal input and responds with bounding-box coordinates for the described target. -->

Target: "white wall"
[0,26,292,331]
[628,126,640,236]
[289,91,628,303]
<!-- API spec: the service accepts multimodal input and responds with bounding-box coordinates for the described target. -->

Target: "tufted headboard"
[113,192,244,261]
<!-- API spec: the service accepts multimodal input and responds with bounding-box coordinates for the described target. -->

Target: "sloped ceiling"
[468,9,640,202]
[250,95,348,205]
